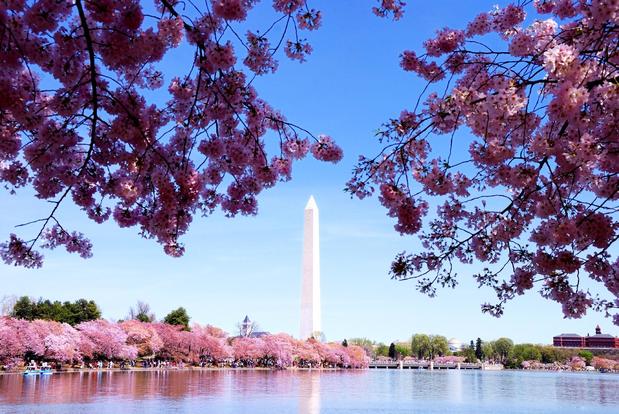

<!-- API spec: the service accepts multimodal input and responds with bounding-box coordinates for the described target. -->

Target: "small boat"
[41,368,53,375]
[23,368,41,376]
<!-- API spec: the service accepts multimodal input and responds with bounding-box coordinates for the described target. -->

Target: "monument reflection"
[298,372,320,414]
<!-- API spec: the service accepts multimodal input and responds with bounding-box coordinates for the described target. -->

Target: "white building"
[448,338,463,353]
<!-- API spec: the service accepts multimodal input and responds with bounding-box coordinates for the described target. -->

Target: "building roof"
[242,315,251,323]
[589,334,615,339]
[554,333,582,337]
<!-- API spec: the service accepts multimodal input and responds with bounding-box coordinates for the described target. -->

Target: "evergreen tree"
[11,296,35,320]
[11,296,100,325]
[388,342,396,360]
[475,338,484,361]
[342,339,348,347]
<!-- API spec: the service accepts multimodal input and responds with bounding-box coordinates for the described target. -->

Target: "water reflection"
[2,370,227,404]
[298,372,320,414]
[1,370,618,413]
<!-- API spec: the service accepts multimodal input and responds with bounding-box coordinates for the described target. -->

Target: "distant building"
[553,333,586,348]
[587,325,619,348]
[448,338,463,353]
[238,315,269,338]
[553,325,619,349]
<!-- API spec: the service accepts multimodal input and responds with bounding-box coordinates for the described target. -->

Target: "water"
[0,370,617,413]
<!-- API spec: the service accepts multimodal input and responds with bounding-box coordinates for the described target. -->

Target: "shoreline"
[2,367,616,376]
[0,366,347,375]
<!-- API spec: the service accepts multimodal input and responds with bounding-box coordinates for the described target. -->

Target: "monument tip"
[305,195,318,210]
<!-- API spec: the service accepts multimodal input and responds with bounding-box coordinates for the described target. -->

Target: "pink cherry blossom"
[77,320,137,360]
[0,0,337,267]
[372,0,406,20]
[351,1,619,325]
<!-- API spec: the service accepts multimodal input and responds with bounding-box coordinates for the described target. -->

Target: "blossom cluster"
[349,1,619,324]
[0,317,369,369]
[0,0,342,267]
[372,0,406,20]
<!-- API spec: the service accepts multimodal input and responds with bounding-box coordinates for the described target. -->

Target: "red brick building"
[553,326,619,349]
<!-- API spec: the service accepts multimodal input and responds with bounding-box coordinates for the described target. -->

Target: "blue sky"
[1,1,616,345]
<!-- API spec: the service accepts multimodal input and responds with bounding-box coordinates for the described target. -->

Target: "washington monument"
[300,195,321,340]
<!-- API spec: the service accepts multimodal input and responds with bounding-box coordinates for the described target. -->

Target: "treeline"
[11,296,101,325]
[346,335,618,369]
[347,335,451,360]
[5,296,192,331]
[0,317,368,370]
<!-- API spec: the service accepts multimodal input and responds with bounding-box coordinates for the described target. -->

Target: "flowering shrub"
[591,356,619,371]
[434,355,465,364]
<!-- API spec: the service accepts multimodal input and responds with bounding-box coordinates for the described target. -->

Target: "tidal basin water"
[1,370,618,414]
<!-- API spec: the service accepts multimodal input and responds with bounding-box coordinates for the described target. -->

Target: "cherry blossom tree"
[344,344,370,368]
[152,322,193,361]
[311,340,340,367]
[433,355,465,364]
[77,319,137,360]
[0,0,341,267]
[42,321,82,362]
[191,324,232,364]
[292,337,321,367]
[231,336,265,366]
[592,356,619,370]
[569,355,586,370]
[330,344,351,368]
[23,319,51,357]
[120,320,163,357]
[261,333,293,368]
[349,0,619,325]
[0,317,26,363]
[1,316,376,369]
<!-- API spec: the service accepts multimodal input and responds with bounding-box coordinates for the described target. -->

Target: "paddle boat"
[23,365,53,376]
[23,367,41,376]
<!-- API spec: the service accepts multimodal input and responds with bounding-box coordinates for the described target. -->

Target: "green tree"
[375,343,389,357]
[411,334,431,359]
[429,335,449,358]
[481,342,495,362]
[342,339,348,347]
[462,346,477,363]
[493,338,514,363]
[67,299,101,324]
[511,344,542,366]
[395,342,411,357]
[11,296,35,320]
[164,307,190,330]
[388,343,396,360]
[578,350,594,365]
[10,296,100,325]
[540,346,558,363]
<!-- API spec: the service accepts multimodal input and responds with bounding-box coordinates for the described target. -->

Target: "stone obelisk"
[300,196,321,340]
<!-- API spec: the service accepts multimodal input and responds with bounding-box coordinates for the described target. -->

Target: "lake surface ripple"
[1,370,617,413]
